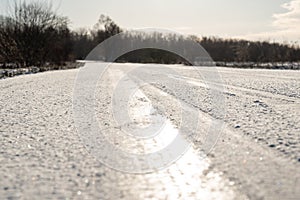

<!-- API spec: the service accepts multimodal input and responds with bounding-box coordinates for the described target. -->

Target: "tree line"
[0,1,299,68]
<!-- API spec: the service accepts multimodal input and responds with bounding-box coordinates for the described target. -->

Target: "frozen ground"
[0,63,299,199]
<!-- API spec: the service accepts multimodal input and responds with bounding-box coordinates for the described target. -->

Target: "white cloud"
[273,0,300,30]
[236,0,300,43]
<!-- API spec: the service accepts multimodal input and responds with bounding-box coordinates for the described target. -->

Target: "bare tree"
[0,0,70,67]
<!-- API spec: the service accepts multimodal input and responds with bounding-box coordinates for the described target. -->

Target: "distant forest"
[0,1,299,68]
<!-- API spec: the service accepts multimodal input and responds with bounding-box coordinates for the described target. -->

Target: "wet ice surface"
[126,87,237,199]
[0,63,299,199]
[128,89,178,152]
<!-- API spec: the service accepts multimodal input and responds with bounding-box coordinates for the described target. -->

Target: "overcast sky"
[1,0,299,43]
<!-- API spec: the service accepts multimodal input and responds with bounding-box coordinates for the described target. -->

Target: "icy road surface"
[0,63,299,199]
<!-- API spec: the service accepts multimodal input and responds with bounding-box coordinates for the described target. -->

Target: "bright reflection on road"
[126,84,239,199]
[128,88,178,153]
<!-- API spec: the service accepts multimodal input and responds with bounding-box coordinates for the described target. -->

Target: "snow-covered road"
[0,63,299,199]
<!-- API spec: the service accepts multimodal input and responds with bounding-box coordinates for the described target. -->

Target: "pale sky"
[1,0,300,43]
